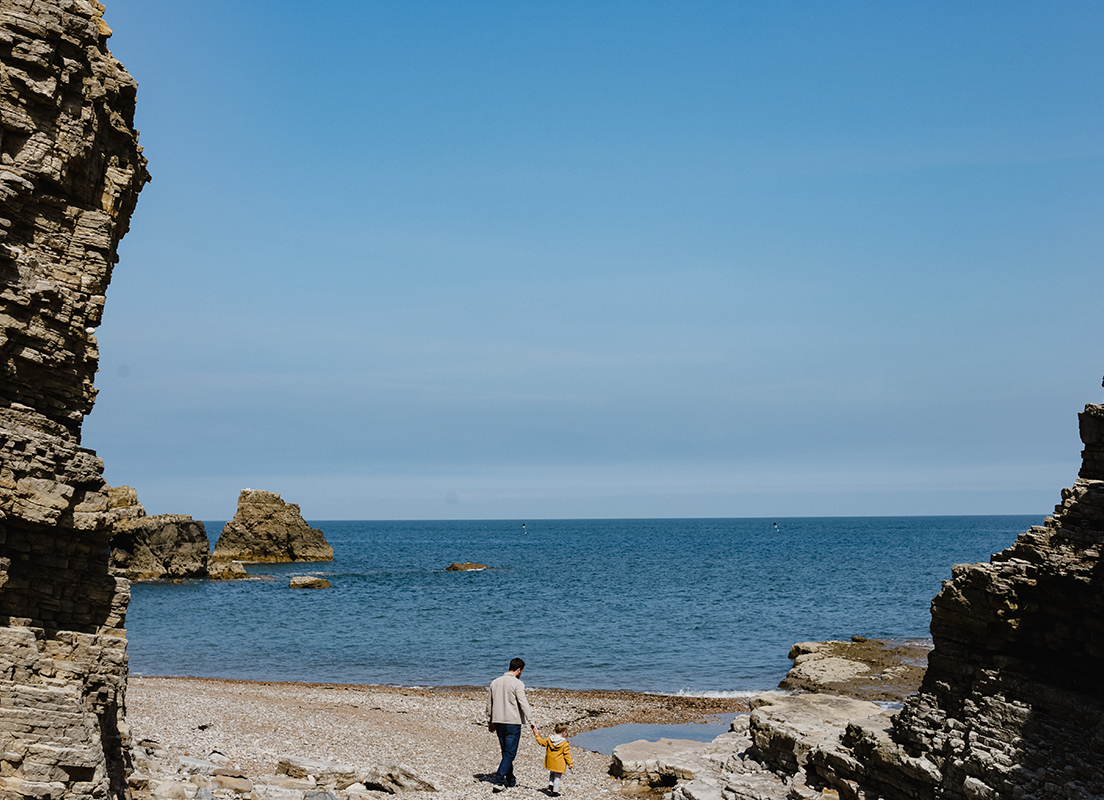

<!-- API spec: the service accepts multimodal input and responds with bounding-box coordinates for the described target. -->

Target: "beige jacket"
[486,671,533,725]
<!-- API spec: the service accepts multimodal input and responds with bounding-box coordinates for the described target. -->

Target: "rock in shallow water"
[289,576,331,589]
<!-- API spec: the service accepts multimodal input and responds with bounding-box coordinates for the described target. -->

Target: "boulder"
[276,756,358,789]
[446,562,487,571]
[611,737,713,784]
[748,693,885,775]
[213,489,334,562]
[362,763,438,793]
[289,576,331,589]
[207,559,249,580]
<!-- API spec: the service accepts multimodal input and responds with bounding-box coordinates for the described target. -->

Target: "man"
[486,657,533,790]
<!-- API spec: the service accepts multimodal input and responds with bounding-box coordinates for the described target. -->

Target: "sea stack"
[0,3,149,798]
[213,489,334,562]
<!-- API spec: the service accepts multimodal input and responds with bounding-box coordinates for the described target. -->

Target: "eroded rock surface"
[868,403,1104,800]
[213,489,333,563]
[0,2,148,798]
[105,485,210,580]
[779,638,930,702]
[623,401,1104,800]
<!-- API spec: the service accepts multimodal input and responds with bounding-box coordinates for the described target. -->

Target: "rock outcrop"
[105,486,210,580]
[865,401,1104,799]
[446,562,486,571]
[0,2,149,799]
[109,514,209,581]
[621,400,1104,800]
[213,489,333,563]
[742,404,1104,799]
[779,638,930,702]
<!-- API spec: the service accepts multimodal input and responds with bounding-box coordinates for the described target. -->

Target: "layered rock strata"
[213,489,333,563]
[0,2,148,799]
[751,404,1104,799]
[873,402,1104,800]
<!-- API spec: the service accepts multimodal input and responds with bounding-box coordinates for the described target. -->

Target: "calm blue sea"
[125,516,1037,695]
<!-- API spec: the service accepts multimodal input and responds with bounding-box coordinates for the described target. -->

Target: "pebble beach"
[126,676,748,799]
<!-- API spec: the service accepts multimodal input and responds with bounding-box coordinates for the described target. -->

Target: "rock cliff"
[212,489,333,563]
[104,486,210,580]
[746,403,1104,800]
[877,402,1104,800]
[0,1,148,799]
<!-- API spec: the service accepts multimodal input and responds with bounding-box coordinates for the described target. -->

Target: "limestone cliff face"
[0,1,148,798]
[213,489,334,563]
[818,404,1104,800]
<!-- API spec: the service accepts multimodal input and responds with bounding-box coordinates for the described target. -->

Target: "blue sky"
[86,1,1104,520]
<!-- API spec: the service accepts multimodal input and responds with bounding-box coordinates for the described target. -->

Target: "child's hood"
[549,734,567,746]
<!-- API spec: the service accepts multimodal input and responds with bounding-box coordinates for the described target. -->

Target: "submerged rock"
[213,489,334,563]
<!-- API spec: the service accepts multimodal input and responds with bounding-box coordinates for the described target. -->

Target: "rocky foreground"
[125,677,748,800]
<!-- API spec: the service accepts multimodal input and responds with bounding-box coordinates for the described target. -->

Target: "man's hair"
[509,657,526,672]
[554,723,568,735]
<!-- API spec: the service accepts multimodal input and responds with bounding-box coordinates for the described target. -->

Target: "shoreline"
[127,676,750,798]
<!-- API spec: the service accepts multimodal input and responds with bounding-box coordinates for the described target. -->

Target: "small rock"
[208,559,248,580]
[213,775,254,794]
[289,576,331,589]
[446,562,487,571]
[363,763,439,793]
[178,756,218,776]
[152,780,194,800]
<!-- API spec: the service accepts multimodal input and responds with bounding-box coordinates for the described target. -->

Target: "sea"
[125,516,1038,697]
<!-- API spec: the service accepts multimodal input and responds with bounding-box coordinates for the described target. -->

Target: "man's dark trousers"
[494,724,521,786]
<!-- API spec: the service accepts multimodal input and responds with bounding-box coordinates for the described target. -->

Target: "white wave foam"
[653,688,789,699]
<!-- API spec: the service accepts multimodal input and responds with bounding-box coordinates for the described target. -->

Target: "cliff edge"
[751,403,1104,800]
[0,2,149,799]
[878,402,1104,799]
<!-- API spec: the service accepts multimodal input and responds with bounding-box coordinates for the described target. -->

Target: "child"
[531,722,573,796]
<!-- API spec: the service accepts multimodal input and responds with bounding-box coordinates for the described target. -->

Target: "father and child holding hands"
[487,658,574,795]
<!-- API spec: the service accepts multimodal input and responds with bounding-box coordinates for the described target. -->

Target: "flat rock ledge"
[131,748,439,799]
[445,562,486,571]
[612,693,898,800]
[779,638,930,702]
